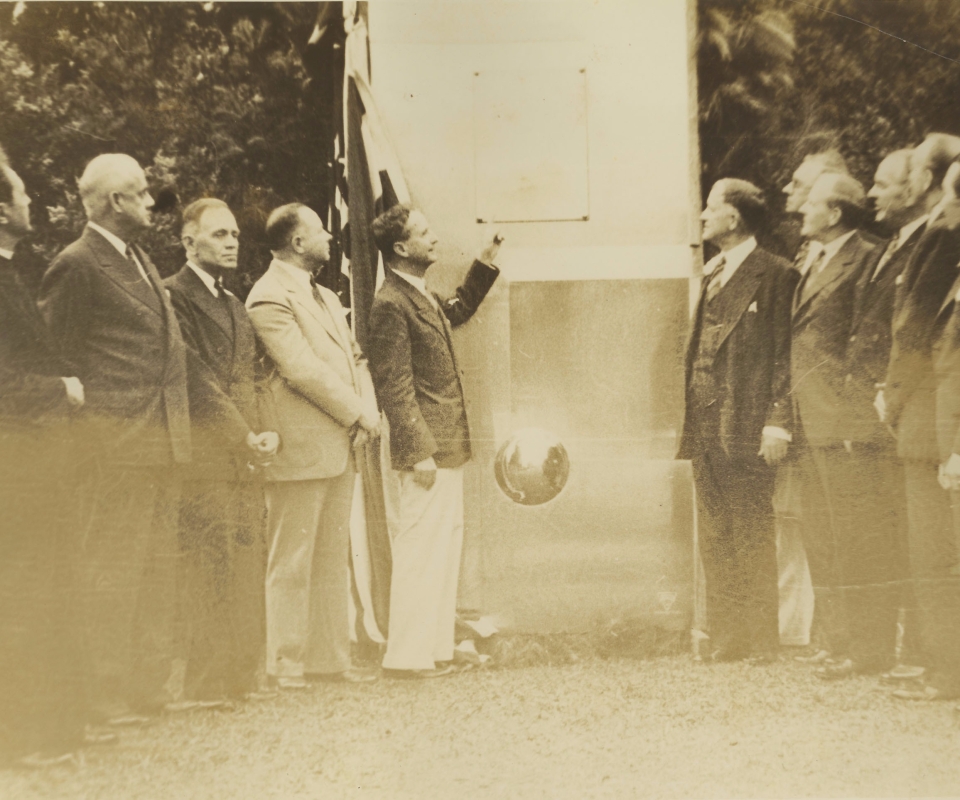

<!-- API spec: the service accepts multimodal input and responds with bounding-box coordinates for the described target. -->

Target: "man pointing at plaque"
[368,206,501,679]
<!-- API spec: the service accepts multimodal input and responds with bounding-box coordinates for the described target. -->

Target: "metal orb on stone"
[494,428,570,506]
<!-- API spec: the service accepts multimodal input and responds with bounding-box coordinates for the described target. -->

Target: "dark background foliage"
[0,1,338,296]
[698,0,960,255]
[2,1,960,292]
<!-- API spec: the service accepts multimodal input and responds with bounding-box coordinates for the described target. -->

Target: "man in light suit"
[889,151,960,702]
[165,199,279,703]
[367,205,501,679]
[0,153,91,765]
[677,179,797,663]
[789,173,892,679]
[39,154,255,726]
[246,203,379,687]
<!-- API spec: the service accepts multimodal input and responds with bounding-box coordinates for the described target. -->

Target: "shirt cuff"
[762,426,792,442]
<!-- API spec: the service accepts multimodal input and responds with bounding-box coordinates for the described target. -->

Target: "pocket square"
[895,273,904,285]
[748,301,758,313]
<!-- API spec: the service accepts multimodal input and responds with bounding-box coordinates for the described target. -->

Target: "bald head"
[783,151,850,214]
[869,149,921,228]
[800,172,865,241]
[78,153,154,237]
[908,133,960,211]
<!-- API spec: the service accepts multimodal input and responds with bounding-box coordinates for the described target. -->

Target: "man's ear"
[181,234,194,252]
[393,240,408,259]
[108,191,125,215]
[0,202,8,227]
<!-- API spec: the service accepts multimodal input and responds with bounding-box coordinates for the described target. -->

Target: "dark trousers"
[903,461,960,694]
[0,443,87,759]
[78,463,181,721]
[179,478,266,700]
[693,448,779,657]
[802,443,900,670]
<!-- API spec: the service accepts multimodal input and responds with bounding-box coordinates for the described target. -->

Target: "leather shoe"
[383,664,456,680]
[794,649,831,664]
[275,676,308,690]
[892,685,948,701]
[881,664,925,683]
[816,658,855,680]
[83,726,119,746]
[105,713,154,728]
[307,668,378,684]
[16,751,78,769]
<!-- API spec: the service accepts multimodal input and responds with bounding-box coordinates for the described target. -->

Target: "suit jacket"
[886,203,960,461]
[165,265,260,481]
[367,260,500,470]
[841,224,926,444]
[0,259,76,482]
[790,231,877,446]
[933,269,960,463]
[246,259,377,482]
[39,226,247,467]
[677,246,797,462]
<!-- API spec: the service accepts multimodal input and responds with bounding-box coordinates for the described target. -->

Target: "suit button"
[849,335,857,342]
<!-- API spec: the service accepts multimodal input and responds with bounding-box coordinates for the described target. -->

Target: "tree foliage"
[698,0,960,253]
[0,1,335,294]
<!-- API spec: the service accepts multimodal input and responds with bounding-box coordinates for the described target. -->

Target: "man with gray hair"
[678,178,797,662]
[39,154,251,728]
[790,172,892,679]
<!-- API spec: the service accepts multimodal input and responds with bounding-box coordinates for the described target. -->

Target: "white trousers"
[383,467,464,671]
[773,462,815,646]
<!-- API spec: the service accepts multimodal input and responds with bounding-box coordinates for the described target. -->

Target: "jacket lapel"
[793,233,863,324]
[938,269,960,320]
[83,227,164,317]
[388,271,448,338]
[177,265,235,342]
[712,252,766,353]
[851,225,924,334]
[270,261,350,356]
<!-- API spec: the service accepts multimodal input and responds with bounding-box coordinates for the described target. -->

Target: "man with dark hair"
[39,154,253,728]
[0,154,94,766]
[678,178,797,663]
[878,135,960,702]
[367,205,501,678]
[246,202,379,688]
[164,199,279,704]
[789,173,894,679]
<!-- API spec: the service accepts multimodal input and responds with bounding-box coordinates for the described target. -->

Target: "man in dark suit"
[788,173,894,679]
[677,179,797,662]
[887,147,960,702]
[777,150,850,652]
[39,154,256,726]
[164,199,279,704]
[0,154,94,766]
[367,205,501,678]
[841,149,927,682]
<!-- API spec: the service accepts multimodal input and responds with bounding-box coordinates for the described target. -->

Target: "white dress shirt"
[0,247,13,260]
[801,229,856,276]
[703,236,757,288]
[87,221,151,283]
[394,269,440,310]
[187,261,220,298]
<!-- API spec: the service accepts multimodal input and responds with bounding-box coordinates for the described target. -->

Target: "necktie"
[798,249,827,305]
[705,256,725,302]
[214,275,226,299]
[871,235,900,281]
[125,245,152,285]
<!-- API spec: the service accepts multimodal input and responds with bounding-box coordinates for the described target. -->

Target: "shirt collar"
[394,269,439,308]
[272,258,314,292]
[898,214,928,247]
[87,221,129,257]
[820,229,856,261]
[705,236,757,286]
[187,261,219,297]
[0,247,13,261]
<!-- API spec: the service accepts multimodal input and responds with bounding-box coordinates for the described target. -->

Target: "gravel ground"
[2,654,960,800]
